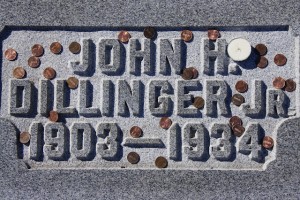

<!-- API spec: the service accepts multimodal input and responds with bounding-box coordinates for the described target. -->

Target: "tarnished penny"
[231,94,245,106]
[67,77,79,89]
[274,54,287,66]
[28,56,40,68]
[130,126,143,138]
[127,152,140,164]
[232,125,245,137]
[284,79,296,92]
[144,27,156,39]
[43,67,56,80]
[160,117,172,129]
[273,77,285,89]
[155,156,168,168]
[262,136,274,149]
[181,68,194,80]
[49,110,59,122]
[235,80,248,93]
[69,42,81,54]
[255,44,267,56]
[256,56,268,69]
[5,48,17,61]
[181,30,193,42]
[31,44,44,57]
[50,42,63,54]
[20,132,31,144]
[13,67,26,79]
[118,30,131,43]
[229,116,242,127]
[193,96,205,109]
[208,29,219,41]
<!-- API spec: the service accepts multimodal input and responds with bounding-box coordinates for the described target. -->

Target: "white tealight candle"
[227,38,252,61]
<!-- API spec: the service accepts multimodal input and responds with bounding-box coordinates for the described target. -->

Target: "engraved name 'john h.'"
[7,35,291,168]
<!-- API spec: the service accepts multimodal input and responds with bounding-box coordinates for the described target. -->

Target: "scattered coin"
[5,48,17,61]
[118,30,131,43]
[231,94,245,106]
[43,67,56,80]
[50,42,63,54]
[48,110,59,122]
[232,125,245,137]
[229,116,242,127]
[13,67,26,79]
[181,68,193,80]
[67,77,79,89]
[193,96,205,109]
[69,42,81,54]
[284,79,296,92]
[274,54,287,66]
[130,126,143,138]
[28,56,40,68]
[273,77,285,89]
[181,30,193,42]
[181,67,198,80]
[31,44,44,57]
[255,44,267,56]
[208,29,219,41]
[155,156,168,168]
[262,136,274,149]
[235,80,248,93]
[127,152,140,164]
[256,56,268,69]
[144,27,156,39]
[20,132,31,144]
[160,117,172,129]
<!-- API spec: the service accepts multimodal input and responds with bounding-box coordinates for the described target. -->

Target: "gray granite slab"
[0,0,299,199]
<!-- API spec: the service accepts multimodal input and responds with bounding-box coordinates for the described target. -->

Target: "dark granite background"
[0,1,299,199]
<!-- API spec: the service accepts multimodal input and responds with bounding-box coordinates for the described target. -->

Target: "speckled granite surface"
[0,0,299,199]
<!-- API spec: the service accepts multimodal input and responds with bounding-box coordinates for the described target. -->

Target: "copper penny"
[193,96,205,109]
[20,132,31,144]
[273,77,285,89]
[28,56,40,68]
[229,116,242,127]
[284,79,296,92]
[235,80,248,93]
[155,156,168,168]
[4,48,17,61]
[262,136,274,149]
[127,152,140,164]
[181,68,194,80]
[130,126,143,138]
[255,44,267,56]
[31,44,44,57]
[231,94,245,106]
[232,125,245,137]
[256,56,268,69]
[274,54,287,66]
[67,77,79,89]
[69,42,81,54]
[144,27,156,39]
[13,67,26,79]
[118,30,131,43]
[181,30,193,42]
[50,42,63,54]
[160,117,172,129]
[48,110,59,122]
[43,67,56,80]
[208,29,219,41]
